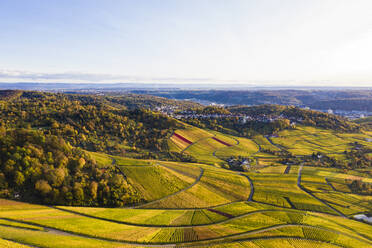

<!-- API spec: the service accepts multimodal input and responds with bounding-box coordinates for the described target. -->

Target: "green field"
[1,157,371,247]
[168,127,263,166]
[1,125,372,247]
[271,126,372,156]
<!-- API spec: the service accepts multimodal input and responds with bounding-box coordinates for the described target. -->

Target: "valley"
[0,91,371,247]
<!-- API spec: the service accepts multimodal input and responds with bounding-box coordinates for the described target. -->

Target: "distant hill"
[178,104,361,137]
[353,116,372,130]
[134,89,372,111]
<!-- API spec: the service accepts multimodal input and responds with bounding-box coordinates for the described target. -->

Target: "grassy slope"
[272,126,372,156]
[1,159,372,247]
[1,122,372,247]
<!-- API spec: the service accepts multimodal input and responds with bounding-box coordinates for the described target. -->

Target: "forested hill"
[0,90,183,155]
[0,129,141,206]
[0,90,367,208]
[179,105,361,137]
[228,105,360,132]
[353,116,372,131]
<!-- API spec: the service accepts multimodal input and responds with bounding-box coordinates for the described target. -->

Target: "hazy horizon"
[1,0,372,86]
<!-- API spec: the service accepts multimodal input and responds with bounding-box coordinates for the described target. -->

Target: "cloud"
[0,69,370,87]
[0,69,247,84]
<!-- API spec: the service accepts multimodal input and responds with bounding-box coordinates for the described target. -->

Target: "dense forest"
[0,129,142,206]
[0,91,183,156]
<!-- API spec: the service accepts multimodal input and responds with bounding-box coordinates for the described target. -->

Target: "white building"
[354,214,372,224]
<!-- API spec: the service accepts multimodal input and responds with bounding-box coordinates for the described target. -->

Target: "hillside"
[0,162,371,247]
[0,90,371,247]
[177,105,360,138]
[354,116,372,130]
[0,91,183,158]
[0,129,141,206]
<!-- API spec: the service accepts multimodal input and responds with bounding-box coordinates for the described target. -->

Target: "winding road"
[1,215,370,247]
[240,174,254,201]
[297,165,345,217]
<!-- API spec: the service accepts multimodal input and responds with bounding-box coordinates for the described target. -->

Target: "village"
[155,105,300,125]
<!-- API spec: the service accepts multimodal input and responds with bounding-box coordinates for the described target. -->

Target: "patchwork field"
[271,126,372,156]
[1,125,372,247]
[169,127,265,166]
[168,125,372,169]
[1,158,371,248]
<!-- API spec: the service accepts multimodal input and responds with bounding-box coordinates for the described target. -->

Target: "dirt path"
[325,178,337,191]
[181,135,214,154]
[134,166,204,209]
[111,157,127,180]
[212,135,240,158]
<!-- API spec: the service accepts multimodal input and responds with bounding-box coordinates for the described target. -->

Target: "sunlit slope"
[168,126,213,153]
[1,125,372,247]
[0,196,371,247]
[271,125,372,157]
[168,124,372,168]
[0,158,371,247]
[85,152,253,209]
[168,126,260,165]
[253,165,372,216]
[142,164,251,208]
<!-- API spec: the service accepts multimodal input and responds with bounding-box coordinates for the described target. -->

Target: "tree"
[73,183,84,204]
[89,181,98,200]
[35,180,52,195]
[14,171,25,187]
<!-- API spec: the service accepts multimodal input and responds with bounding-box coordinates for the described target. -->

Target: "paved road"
[3,216,370,247]
[265,136,285,151]
[240,174,254,201]
[297,165,345,217]
[283,165,291,174]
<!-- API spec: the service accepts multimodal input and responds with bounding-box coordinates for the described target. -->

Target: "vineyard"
[0,124,372,247]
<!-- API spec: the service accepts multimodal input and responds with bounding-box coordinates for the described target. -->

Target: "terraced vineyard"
[1,155,371,247]
[1,124,372,247]
[271,126,372,157]
[169,127,262,166]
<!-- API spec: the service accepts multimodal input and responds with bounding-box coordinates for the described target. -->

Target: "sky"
[0,0,372,86]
